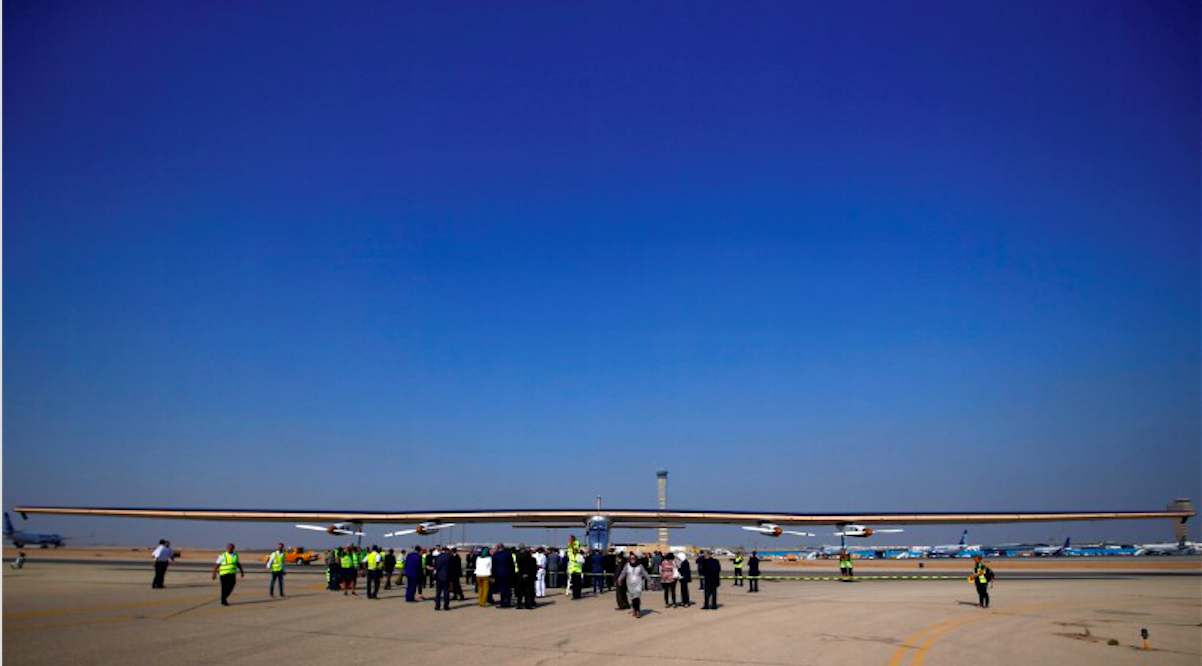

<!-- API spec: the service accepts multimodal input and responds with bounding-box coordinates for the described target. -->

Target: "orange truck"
[283,547,321,565]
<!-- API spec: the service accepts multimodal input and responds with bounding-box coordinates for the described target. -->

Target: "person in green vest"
[568,547,586,600]
[732,551,745,586]
[838,551,854,579]
[211,543,245,606]
[266,542,287,598]
[339,545,356,595]
[969,555,992,607]
[364,545,383,599]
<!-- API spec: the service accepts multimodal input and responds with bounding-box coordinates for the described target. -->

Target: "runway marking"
[886,601,1080,666]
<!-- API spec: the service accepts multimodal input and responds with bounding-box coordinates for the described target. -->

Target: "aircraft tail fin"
[959,530,967,546]
[1063,537,1070,549]
[3,512,14,536]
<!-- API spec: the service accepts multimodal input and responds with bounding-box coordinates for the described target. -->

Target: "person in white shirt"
[266,543,287,597]
[534,547,547,597]
[151,539,173,589]
[473,547,493,607]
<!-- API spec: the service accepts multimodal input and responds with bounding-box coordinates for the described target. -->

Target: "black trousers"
[220,574,237,603]
[570,572,582,599]
[631,596,642,614]
[152,561,169,588]
[513,576,527,607]
[679,580,690,605]
[452,577,465,600]
[518,576,536,607]
[749,576,759,592]
[704,585,718,608]
[734,568,743,585]
[434,580,451,609]
[366,570,381,598]
[496,573,513,607]
[383,567,395,588]
[975,581,990,607]
[663,581,677,606]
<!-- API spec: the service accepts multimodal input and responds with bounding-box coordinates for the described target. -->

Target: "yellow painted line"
[887,601,1078,666]
[4,595,213,619]
[910,614,992,666]
[888,616,967,666]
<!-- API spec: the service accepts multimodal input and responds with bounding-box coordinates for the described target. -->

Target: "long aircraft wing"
[12,506,1194,526]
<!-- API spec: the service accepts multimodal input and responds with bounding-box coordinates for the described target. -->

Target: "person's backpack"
[984,566,995,582]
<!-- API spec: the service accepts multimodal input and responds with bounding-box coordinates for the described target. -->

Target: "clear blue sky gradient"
[4,0,1199,549]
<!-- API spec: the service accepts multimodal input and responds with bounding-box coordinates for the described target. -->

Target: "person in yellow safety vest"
[266,542,287,598]
[838,551,854,579]
[211,543,245,606]
[565,536,580,598]
[339,547,356,595]
[969,555,992,608]
[732,552,745,586]
[568,548,586,600]
[364,545,384,599]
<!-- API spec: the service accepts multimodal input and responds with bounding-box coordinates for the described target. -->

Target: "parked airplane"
[929,530,981,557]
[4,512,67,548]
[1033,537,1072,556]
[1135,540,1200,556]
[11,502,1195,554]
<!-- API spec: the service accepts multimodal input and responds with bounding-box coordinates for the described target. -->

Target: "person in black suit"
[449,548,465,600]
[701,550,721,609]
[514,545,537,608]
[433,549,454,610]
[677,555,692,606]
[492,543,514,608]
[603,549,617,591]
[748,551,761,592]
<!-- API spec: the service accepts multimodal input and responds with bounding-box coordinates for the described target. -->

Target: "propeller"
[383,522,455,538]
[741,524,816,538]
[295,524,364,536]
[833,527,905,536]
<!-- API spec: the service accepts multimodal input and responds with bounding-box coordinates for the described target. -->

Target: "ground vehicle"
[284,547,320,565]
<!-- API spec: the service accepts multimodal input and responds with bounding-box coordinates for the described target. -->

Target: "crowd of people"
[152,539,995,616]
[314,539,740,616]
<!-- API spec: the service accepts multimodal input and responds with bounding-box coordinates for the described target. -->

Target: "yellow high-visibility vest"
[366,552,381,570]
[269,551,284,572]
[219,552,239,575]
[733,556,744,568]
[340,553,352,568]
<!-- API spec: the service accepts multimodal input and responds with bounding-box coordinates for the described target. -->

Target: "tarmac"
[3,556,1200,665]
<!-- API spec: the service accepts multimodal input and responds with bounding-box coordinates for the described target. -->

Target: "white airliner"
[1135,540,1200,556]
[1033,537,1072,556]
[11,503,1194,553]
[929,530,981,556]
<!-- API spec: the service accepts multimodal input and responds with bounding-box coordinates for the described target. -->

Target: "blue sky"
[4,0,1199,549]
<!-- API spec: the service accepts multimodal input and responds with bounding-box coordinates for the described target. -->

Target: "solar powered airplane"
[12,501,1195,552]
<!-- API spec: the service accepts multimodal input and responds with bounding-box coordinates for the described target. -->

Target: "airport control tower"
[657,469,669,548]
